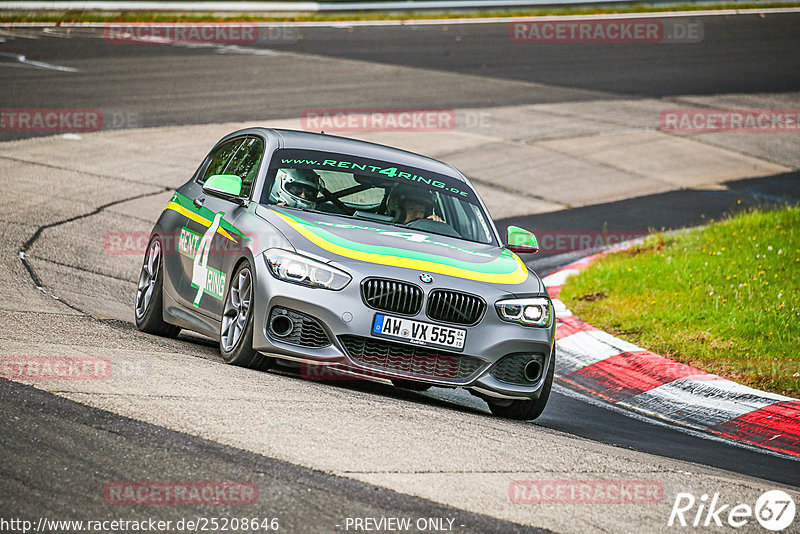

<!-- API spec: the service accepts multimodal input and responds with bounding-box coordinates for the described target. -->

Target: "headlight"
[264,249,351,290]
[495,297,552,327]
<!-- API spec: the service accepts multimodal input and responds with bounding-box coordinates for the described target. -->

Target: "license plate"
[371,314,466,351]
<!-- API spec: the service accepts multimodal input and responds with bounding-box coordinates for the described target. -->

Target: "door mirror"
[506,225,539,254]
[202,174,245,204]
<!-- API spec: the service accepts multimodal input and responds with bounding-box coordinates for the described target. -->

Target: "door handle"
[193,197,205,208]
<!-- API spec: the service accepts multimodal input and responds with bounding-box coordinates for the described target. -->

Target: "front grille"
[426,289,486,325]
[361,278,423,316]
[268,307,331,348]
[339,335,484,382]
[490,353,545,385]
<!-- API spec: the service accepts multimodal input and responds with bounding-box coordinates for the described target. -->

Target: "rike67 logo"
[668,490,796,531]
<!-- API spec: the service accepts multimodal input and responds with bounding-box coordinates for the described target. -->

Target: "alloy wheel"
[221,267,253,352]
[135,239,161,319]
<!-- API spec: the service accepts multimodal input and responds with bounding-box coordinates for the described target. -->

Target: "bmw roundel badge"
[419,273,433,284]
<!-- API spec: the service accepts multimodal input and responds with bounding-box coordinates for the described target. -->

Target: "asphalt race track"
[2,12,799,134]
[2,379,537,533]
[1,11,799,533]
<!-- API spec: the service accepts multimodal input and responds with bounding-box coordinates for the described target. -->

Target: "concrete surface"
[2,98,798,532]
[2,20,799,532]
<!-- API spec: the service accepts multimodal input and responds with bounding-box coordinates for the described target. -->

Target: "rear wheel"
[391,379,432,392]
[220,260,273,371]
[135,236,180,338]
[488,350,554,420]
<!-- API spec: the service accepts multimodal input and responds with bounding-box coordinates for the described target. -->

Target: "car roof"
[221,127,467,183]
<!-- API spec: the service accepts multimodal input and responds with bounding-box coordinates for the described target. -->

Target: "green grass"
[560,205,800,397]
[1,3,798,23]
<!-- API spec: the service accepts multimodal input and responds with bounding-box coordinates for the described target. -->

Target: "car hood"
[256,205,540,290]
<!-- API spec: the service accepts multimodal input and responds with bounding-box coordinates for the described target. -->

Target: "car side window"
[224,137,265,199]
[198,139,244,185]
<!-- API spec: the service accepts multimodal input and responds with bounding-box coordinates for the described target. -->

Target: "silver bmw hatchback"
[135,128,555,419]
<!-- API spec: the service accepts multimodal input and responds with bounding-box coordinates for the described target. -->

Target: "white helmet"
[271,168,321,209]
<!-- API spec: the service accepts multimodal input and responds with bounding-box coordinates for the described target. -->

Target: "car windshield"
[260,148,497,245]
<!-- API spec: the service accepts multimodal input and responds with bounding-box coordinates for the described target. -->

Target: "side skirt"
[163,287,220,340]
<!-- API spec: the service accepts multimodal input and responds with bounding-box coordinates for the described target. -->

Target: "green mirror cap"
[507,226,538,248]
[204,174,242,197]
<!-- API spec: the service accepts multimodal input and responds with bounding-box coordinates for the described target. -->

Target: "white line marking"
[556,330,637,375]
[623,376,792,428]
[552,298,571,317]
[123,36,288,55]
[552,382,799,461]
[542,268,579,287]
[0,52,78,72]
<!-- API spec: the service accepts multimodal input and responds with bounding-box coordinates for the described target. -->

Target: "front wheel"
[135,236,181,338]
[488,350,554,420]
[219,260,273,371]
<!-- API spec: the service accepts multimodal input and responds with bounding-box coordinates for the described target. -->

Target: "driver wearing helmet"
[270,168,321,209]
[386,184,444,224]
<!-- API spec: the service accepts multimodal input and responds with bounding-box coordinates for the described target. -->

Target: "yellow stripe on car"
[165,201,238,243]
[273,210,528,285]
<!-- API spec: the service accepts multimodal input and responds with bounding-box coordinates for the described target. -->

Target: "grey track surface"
[502,171,800,246]
[280,13,800,97]
[0,25,602,141]
[0,379,540,533]
[1,13,800,533]
[1,13,798,137]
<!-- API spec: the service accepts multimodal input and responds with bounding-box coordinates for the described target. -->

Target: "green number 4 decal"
[191,212,227,306]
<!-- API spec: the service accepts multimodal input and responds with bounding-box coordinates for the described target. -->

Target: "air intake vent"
[361,278,424,316]
[490,353,545,385]
[267,307,331,348]
[339,335,484,383]
[426,290,486,325]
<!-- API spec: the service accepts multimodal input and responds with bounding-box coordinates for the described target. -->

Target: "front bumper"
[251,255,555,400]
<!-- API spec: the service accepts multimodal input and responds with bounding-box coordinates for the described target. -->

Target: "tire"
[488,349,554,420]
[135,236,181,338]
[220,260,273,371]
[391,379,432,392]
